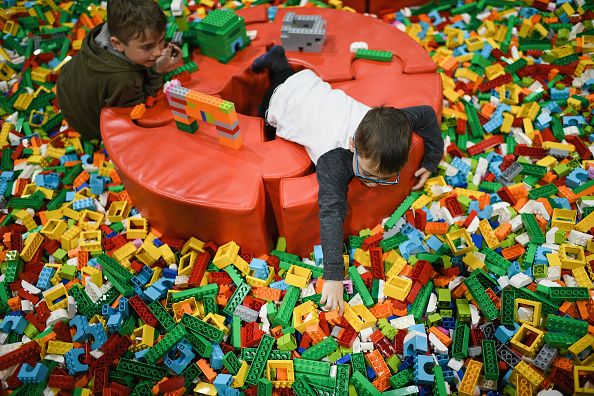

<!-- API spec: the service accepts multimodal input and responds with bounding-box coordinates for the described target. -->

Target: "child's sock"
[251,45,290,73]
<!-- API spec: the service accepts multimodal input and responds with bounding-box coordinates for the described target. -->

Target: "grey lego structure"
[533,344,558,372]
[281,12,326,53]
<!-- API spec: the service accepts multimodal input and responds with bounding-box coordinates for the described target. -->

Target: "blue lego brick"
[164,340,196,375]
[18,363,49,384]
[65,348,88,375]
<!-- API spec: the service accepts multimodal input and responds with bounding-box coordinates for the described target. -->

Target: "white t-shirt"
[266,69,371,164]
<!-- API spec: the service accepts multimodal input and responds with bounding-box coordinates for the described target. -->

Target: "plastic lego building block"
[281,12,327,53]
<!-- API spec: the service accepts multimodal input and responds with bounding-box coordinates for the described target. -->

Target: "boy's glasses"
[354,147,400,185]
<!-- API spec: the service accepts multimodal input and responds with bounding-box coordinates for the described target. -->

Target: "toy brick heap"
[0,0,593,395]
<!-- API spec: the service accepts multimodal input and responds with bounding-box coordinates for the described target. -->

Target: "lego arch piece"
[101,6,440,256]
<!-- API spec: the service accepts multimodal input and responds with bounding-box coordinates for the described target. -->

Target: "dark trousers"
[258,67,295,140]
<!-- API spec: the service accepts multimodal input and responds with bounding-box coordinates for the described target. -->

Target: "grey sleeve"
[402,105,444,173]
[316,149,354,281]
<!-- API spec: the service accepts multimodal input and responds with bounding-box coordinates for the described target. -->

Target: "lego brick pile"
[0,0,593,395]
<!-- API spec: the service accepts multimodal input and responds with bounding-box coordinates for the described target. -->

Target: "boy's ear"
[349,137,355,152]
[111,36,125,52]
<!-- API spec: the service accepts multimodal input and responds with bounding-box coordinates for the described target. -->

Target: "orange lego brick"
[425,222,449,234]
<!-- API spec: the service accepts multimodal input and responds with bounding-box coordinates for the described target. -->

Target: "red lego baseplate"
[100,6,441,256]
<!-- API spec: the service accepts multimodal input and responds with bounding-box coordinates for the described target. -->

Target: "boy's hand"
[320,280,345,315]
[154,43,182,74]
[412,167,431,190]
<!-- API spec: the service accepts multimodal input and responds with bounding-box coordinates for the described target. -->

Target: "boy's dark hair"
[354,106,412,175]
[108,0,167,44]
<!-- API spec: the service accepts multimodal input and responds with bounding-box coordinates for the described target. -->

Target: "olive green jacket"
[57,23,163,140]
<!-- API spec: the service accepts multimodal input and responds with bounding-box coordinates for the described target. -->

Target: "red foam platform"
[101,6,441,257]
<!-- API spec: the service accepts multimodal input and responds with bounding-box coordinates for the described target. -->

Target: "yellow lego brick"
[454,67,480,82]
[446,29,465,49]
[62,201,81,221]
[172,297,200,321]
[500,112,514,134]
[43,283,69,311]
[481,20,496,37]
[0,122,12,146]
[245,266,275,288]
[177,251,197,277]
[513,361,544,389]
[515,374,533,396]
[479,220,500,249]
[464,36,483,51]
[574,366,594,396]
[106,201,131,223]
[454,188,485,198]
[47,340,73,355]
[440,72,456,91]
[510,324,544,358]
[383,276,412,301]
[458,360,482,396]
[424,176,448,199]
[412,194,432,210]
[113,242,137,263]
[159,244,176,265]
[81,266,102,287]
[536,156,557,169]
[61,225,81,251]
[485,63,505,80]
[285,265,312,289]
[130,324,155,352]
[204,313,229,334]
[353,248,371,267]
[384,251,406,278]
[493,25,508,43]
[136,239,161,266]
[546,252,562,267]
[446,229,475,256]
[266,360,295,388]
[442,107,467,120]
[551,208,577,231]
[194,382,217,395]
[233,254,250,276]
[293,301,319,333]
[15,209,37,231]
[344,303,377,332]
[542,141,576,152]
[20,232,43,262]
[443,87,460,103]
[517,102,540,120]
[518,18,532,36]
[77,210,104,231]
[40,219,67,241]
[232,361,249,388]
[181,237,205,254]
[31,67,51,83]
[572,266,593,289]
[212,240,239,269]
[514,298,542,327]
[126,217,148,239]
[569,334,594,366]
[532,22,548,38]
[559,244,586,269]
[568,97,583,110]
[575,60,594,77]
[462,252,486,272]
[147,267,163,287]
[79,230,102,252]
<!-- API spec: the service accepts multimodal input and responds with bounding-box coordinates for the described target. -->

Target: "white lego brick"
[359,327,374,342]
[390,314,415,330]
[349,294,364,307]
[90,350,104,359]
[568,230,593,246]
[448,358,464,372]
[44,354,65,364]
[21,299,34,312]
[467,216,480,234]
[448,276,465,291]
[47,309,69,326]
[497,275,510,289]
[563,126,580,136]
[429,332,449,355]
[510,215,523,232]
[546,266,561,281]
[360,342,374,353]
[426,293,438,315]
[510,273,532,288]
[349,41,368,53]
[469,304,480,326]
[546,227,559,244]
[21,280,41,295]
[563,274,578,287]
[515,232,530,246]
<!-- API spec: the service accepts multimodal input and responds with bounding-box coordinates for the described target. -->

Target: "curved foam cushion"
[101,6,441,256]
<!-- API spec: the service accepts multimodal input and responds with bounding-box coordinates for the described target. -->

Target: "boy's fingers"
[319,293,327,305]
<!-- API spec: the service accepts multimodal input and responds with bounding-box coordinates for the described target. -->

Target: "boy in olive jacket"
[57,0,181,140]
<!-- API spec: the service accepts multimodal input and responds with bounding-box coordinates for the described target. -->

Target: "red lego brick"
[466,135,504,156]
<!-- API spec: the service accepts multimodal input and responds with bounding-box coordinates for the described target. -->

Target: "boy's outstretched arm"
[401,106,444,189]
[316,149,353,314]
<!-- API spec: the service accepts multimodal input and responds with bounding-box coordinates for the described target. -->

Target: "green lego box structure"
[195,9,250,64]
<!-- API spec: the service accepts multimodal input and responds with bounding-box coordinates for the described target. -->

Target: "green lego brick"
[351,371,381,396]
[544,332,581,348]
[521,213,545,243]
[96,253,133,283]
[464,274,498,321]
[274,285,300,327]
[293,358,331,376]
[245,334,275,385]
[258,377,274,396]
[500,288,515,326]
[452,323,469,360]
[482,340,499,381]
[528,183,558,199]
[335,364,351,395]
[549,287,589,301]
[180,313,224,342]
[410,280,433,321]
[170,283,218,303]
[300,337,338,361]
[185,328,213,358]
[384,193,419,230]
[148,300,176,332]
[355,49,393,62]
[350,352,366,376]
[278,258,323,278]
[7,190,45,210]
[144,323,186,364]
[182,362,202,391]
[379,233,409,252]
[222,281,251,317]
[546,314,588,337]
[116,358,168,380]
[348,266,374,308]
[223,351,242,375]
